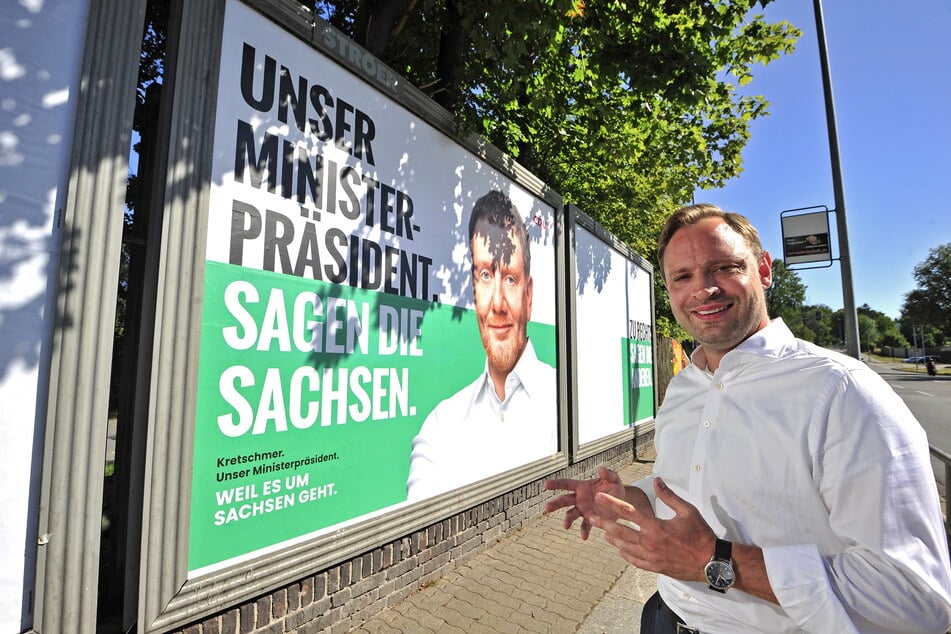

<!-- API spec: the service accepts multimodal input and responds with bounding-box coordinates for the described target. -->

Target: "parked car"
[903,356,935,363]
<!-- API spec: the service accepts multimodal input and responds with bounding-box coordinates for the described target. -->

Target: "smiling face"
[471,219,533,389]
[662,217,772,369]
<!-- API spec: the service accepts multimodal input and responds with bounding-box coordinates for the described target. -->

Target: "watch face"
[704,559,735,589]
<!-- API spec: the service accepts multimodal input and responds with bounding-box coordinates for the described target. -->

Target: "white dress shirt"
[406,339,557,501]
[635,319,951,633]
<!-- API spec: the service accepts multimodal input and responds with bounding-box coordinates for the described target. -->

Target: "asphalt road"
[870,360,951,487]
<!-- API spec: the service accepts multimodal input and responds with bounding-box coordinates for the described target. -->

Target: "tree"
[857,303,906,349]
[857,314,879,353]
[800,304,835,346]
[900,243,951,344]
[314,1,800,336]
[761,263,908,351]
[898,316,942,351]
[766,259,806,331]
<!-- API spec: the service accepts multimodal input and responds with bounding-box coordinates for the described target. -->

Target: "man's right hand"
[544,467,629,540]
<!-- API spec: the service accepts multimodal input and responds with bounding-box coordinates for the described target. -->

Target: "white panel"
[0,1,89,630]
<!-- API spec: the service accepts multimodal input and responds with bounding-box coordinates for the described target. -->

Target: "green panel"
[621,337,654,425]
[188,262,555,570]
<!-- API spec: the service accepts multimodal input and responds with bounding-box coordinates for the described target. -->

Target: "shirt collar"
[473,338,543,404]
[689,318,794,372]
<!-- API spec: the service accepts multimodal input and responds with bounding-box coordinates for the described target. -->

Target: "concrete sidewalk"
[349,454,658,634]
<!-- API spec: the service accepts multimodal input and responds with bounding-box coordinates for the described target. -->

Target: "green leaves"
[316,0,800,330]
[901,243,951,343]
[766,260,807,328]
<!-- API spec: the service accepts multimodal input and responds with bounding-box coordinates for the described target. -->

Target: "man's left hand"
[590,476,716,582]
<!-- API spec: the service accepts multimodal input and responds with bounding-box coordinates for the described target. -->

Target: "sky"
[695,0,951,320]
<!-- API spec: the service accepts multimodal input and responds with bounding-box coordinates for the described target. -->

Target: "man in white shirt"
[546,204,951,633]
[406,191,557,501]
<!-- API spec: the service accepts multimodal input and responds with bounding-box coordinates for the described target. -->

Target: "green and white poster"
[189,0,558,574]
[574,222,654,446]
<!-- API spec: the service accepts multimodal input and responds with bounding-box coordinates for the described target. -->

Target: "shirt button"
[703,420,711,428]
[694,465,701,472]
[715,382,724,390]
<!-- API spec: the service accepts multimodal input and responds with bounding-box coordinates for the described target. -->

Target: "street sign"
[781,206,833,267]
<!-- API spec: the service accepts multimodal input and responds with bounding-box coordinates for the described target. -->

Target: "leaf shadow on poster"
[0,6,81,386]
[574,227,646,298]
[574,231,614,297]
[297,183,555,373]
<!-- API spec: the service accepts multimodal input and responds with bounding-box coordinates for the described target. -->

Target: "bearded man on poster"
[405,190,557,501]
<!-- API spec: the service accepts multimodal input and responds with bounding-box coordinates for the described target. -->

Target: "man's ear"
[526,276,533,318]
[759,251,773,289]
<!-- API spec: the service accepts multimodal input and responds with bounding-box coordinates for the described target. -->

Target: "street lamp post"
[813,0,860,360]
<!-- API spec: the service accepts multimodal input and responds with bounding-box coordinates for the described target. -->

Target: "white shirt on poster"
[406,339,557,501]
[634,319,951,633]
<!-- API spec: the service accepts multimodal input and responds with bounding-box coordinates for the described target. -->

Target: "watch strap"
[706,538,735,593]
[714,538,732,562]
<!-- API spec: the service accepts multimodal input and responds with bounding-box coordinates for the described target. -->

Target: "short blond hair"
[657,204,764,278]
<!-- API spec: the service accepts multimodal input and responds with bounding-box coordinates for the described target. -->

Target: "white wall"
[0,1,89,630]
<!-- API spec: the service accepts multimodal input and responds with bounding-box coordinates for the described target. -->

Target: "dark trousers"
[640,591,697,634]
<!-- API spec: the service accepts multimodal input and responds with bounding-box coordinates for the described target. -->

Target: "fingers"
[593,492,637,522]
[587,480,717,581]
[562,507,598,542]
[544,477,580,492]
[544,493,577,514]
[545,500,592,540]
[596,466,620,482]
[544,467,622,541]
[590,496,654,571]
[546,467,616,492]
[590,507,643,554]
[562,506,582,529]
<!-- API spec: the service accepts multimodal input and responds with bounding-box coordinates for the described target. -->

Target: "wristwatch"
[703,538,736,593]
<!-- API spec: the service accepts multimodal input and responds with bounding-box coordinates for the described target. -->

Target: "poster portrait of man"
[405,191,557,500]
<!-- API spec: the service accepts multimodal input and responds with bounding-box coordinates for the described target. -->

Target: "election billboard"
[572,216,654,447]
[189,0,559,574]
